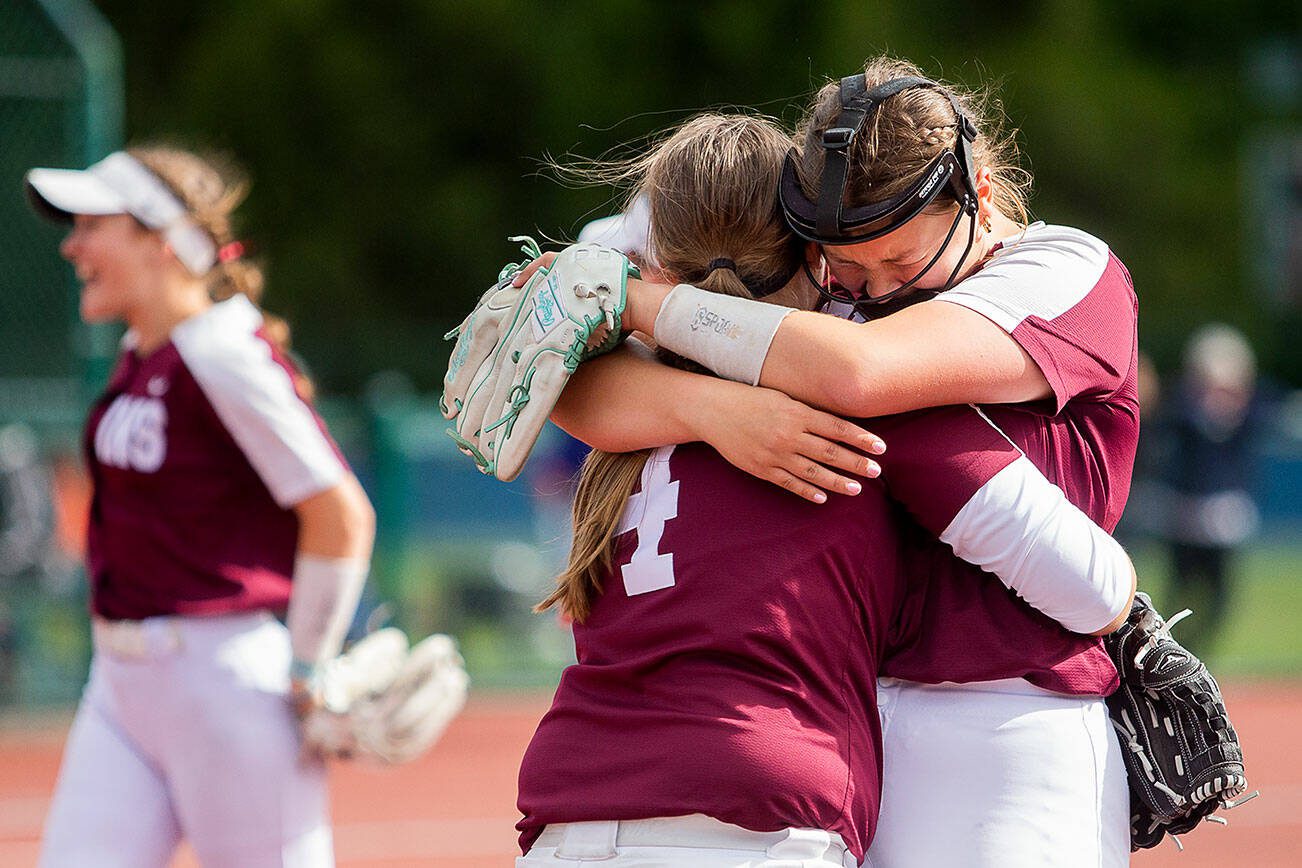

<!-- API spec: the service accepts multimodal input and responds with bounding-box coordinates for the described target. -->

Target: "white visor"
[577,193,653,261]
[26,152,218,276]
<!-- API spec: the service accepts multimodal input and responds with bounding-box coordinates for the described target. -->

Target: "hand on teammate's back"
[693,382,884,504]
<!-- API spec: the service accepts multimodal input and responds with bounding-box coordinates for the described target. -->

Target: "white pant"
[519,814,856,867]
[866,678,1129,868]
[40,612,333,868]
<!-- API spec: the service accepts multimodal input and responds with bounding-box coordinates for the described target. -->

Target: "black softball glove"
[1104,592,1257,850]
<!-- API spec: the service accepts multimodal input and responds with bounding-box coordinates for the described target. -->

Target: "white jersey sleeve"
[173,296,345,508]
[936,223,1137,411]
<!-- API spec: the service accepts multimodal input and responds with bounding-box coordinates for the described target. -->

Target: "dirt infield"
[0,682,1293,867]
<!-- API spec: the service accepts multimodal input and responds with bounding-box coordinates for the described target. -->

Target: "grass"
[12,537,1298,705]
[399,538,1302,690]
[1129,539,1302,677]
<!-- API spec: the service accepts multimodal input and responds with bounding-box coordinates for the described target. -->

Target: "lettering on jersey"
[530,273,568,341]
[620,454,679,596]
[95,395,168,472]
[688,304,742,339]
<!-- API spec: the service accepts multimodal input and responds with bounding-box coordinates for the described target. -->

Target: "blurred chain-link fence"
[1,0,121,430]
[0,0,122,706]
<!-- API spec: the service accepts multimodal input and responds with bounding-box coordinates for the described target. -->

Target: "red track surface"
[0,683,1293,867]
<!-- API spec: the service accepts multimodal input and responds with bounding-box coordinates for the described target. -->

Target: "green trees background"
[91,0,1299,394]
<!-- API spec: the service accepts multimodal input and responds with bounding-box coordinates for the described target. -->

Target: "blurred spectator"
[1114,351,1163,548]
[0,423,58,705]
[1156,324,1273,653]
[1136,350,1162,415]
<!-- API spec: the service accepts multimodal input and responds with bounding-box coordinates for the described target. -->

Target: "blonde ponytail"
[541,113,804,622]
[537,448,650,622]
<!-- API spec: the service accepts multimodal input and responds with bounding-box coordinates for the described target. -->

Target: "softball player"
[26,147,374,867]
[528,58,1138,866]
[513,113,1134,867]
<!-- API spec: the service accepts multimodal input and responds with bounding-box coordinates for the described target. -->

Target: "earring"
[980,214,992,232]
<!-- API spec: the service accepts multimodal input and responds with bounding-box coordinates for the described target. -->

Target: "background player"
[27,146,375,867]
[514,56,1139,866]
[509,112,1134,866]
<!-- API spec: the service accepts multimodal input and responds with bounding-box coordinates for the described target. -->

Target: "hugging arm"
[555,285,1058,502]
[555,349,1133,635]
[553,339,885,503]
[617,276,1052,417]
[759,301,1050,414]
[869,405,1135,635]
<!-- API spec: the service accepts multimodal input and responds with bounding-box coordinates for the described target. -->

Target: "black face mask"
[780,74,982,314]
[800,206,976,314]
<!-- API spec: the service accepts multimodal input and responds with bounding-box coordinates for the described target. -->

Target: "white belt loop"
[93,616,183,660]
[146,618,183,656]
[554,820,618,860]
[767,827,840,860]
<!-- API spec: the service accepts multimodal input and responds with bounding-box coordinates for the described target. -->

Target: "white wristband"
[653,284,794,385]
[286,553,369,669]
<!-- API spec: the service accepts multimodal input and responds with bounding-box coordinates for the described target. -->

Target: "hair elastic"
[705,257,798,299]
[218,240,245,263]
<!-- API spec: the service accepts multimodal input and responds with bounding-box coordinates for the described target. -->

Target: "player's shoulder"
[998,222,1109,258]
[171,295,292,397]
[986,222,1115,287]
[940,222,1130,331]
[173,295,285,371]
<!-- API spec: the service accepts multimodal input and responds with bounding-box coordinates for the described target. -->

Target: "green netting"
[0,1,122,709]
[0,0,121,427]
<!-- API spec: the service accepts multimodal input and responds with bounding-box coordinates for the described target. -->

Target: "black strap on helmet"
[780,74,980,246]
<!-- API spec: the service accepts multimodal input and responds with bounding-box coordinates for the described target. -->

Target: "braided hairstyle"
[794,56,1032,225]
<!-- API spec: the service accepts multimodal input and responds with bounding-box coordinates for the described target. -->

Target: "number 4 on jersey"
[618,447,679,596]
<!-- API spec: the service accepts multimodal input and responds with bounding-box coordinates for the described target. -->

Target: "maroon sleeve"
[1008,256,1138,412]
[867,405,1021,535]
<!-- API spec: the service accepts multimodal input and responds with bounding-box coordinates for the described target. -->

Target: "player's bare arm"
[760,301,1051,415]
[514,246,1052,420]
[293,475,376,560]
[553,342,885,505]
[625,276,1051,415]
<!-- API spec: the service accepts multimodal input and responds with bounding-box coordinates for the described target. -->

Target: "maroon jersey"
[883,223,1139,695]
[85,296,346,620]
[517,394,1108,858]
[518,443,905,860]
[519,224,1138,854]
